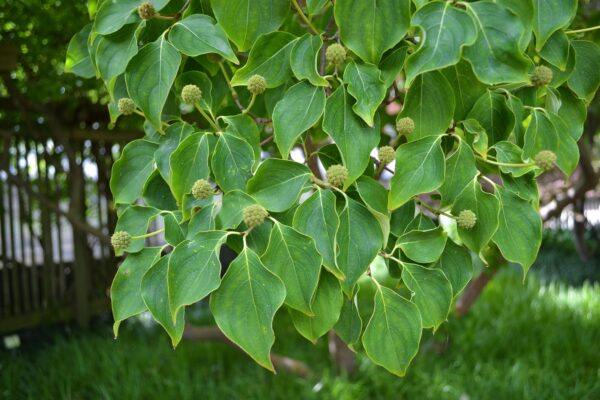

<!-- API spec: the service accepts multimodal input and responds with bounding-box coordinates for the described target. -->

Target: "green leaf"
[221,114,262,161]
[273,82,325,158]
[175,71,214,112]
[355,176,391,243]
[398,71,454,140]
[451,179,500,254]
[522,109,559,159]
[111,247,162,337]
[125,35,182,130]
[557,87,587,141]
[388,136,445,210]
[343,61,387,126]
[93,0,139,35]
[546,112,579,177]
[322,86,380,187]
[401,262,452,330]
[169,132,210,204]
[110,139,158,205]
[390,201,416,237]
[337,197,383,295]
[532,0,577,51]
[404,2,477,85]
[211,132,255,192]
[246,159,310,212]
[187,204,217,235]
[162,212,186,246]
[65,24,95,79]
[493,187,542,276]
[168,231,229,320]
[217,190,257,229]
[396,226,447,264]
[290,271,344,343]
[293,190,342,279]
[463,2,532,84]
[441,61,487,122]
[307,0,329,15]
[492,141,536,177]
[290,34,329,87]
[169,14,238,63]
[230,32,296,88]
[380,46,409,88]
[568,41,600,103]
[211,0,289,51]
[155,122,196,181]
[462,119,489,159]
[466,91,515,145]
[114,206,160,255]
[335,293,363,346]
[539,30,571,70]
[262,222,322,315]
[439,140,478,207]
[496,0,534,52]
[433,240,473,298]
[502,173,539,205]
[362,285,422,377]
[335,0,411,64]
[141,255,185,347]
[143,171,178,211]
[95,23,142,82]
[210,248,286,372]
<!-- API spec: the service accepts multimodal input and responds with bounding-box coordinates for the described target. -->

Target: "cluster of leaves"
[66,0,600,376]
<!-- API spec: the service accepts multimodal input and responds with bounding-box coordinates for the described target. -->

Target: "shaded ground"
[1,257,600,399]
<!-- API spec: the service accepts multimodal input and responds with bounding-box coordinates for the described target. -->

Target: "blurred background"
[0,1,599,399]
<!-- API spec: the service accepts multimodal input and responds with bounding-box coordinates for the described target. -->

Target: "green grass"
[2,269,600,400]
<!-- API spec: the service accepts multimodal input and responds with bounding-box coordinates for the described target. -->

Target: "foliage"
[2,269,600,399]
[67,0,600,375]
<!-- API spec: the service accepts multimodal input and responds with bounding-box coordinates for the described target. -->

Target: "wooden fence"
[0,129,139,334]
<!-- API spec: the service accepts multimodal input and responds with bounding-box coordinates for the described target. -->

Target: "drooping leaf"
[355,176,391,243]
[212,0,289,51]
[362,285,422,377]
[111,247,162,337]
[568,41,600,103]
[451,179,500,254]
[125,35,182,130]
[221,114,261,161]
[210,248,286,372]
[335,293,363,347]
[262,222,322,315]
[388,136,445,210]
[141,255,185,347]
[343,61,387,126]
[433,240,473,298]
[441,61,487,122]
[398,71,455,140]
[65,24,95,79]
[143,171,178,211]
[110,139,158,205]
[439,139,478,207]
[114,206,161,255]
[155,122,196,181]
[96,23,142,82]
[290,34,328,87]
[522,109,559,160]
[246,159,310,212]
[336,197,383,295]
[293,190,342,279]
[466,91,515,145]
[380,46,409,87]
[463,2,532,84]
[547,112,579,177]
[322,86,380,187]
[168,231,229,320]
[335,0,411,64]
[169,132,210,204]
[230,32,296,88]
[290,271,344,343]
[539,30,571,70]
[404,2,477,85]
[169,14,238,63]
[492,187,542,276]
[273,82,325,158]
[211,132,255,192]
[401,262,452,330]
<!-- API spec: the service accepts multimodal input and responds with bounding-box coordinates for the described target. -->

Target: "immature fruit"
[181,84,202,105]
[111,231,131,252]
[326,164,348,188]
[191,179,213,200]
[396,117,415,136]
[243,204,269,228]
[457,210,477,230]
[531,65,553,87]
[534,150,556,171]
[118,98,136,116]
[378,146,396,165]
[137,2,156,20]
[247,75,267,95]
[326,43,347,66]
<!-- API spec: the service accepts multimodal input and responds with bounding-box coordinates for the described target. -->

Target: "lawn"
[2,265,600,399]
